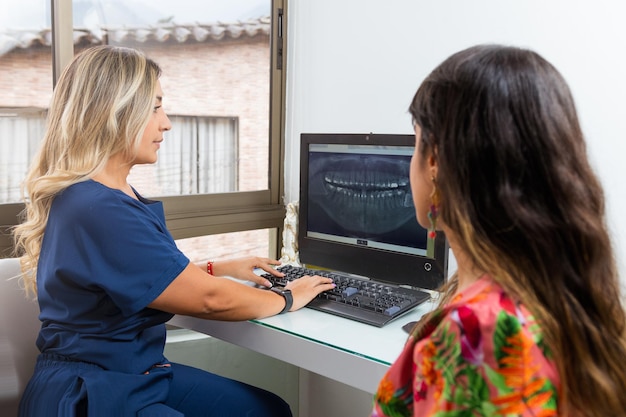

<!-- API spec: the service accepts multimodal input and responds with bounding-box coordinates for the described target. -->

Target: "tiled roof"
[0,16,270,55]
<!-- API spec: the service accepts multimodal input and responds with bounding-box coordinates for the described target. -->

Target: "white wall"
[285,0,626,285]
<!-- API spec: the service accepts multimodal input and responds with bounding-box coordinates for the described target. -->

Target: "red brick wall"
[0,36,270,192]
[0,46,53,108]
[130,39,270,192]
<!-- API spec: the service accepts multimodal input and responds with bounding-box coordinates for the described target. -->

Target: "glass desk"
[167,298,436,393]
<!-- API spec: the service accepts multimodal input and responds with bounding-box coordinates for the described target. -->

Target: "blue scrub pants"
[19,355,292,417]
[163,362,292,417]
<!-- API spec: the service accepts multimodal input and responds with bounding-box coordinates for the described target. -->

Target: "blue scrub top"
[36,180,189,374]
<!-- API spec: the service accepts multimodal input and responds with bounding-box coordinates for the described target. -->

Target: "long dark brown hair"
[410,44,626,416]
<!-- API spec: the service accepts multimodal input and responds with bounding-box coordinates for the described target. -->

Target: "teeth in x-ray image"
[309,154,414,235]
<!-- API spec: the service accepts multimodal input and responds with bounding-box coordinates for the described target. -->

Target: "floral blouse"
[372,276,560,417]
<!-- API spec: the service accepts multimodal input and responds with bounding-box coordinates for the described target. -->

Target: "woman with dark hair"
[372,45,626,417]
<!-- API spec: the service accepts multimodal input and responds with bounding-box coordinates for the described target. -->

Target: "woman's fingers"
[284,275,336,311]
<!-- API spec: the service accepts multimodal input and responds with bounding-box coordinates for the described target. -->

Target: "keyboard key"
[384,306,401,316]
[342,287,359,297]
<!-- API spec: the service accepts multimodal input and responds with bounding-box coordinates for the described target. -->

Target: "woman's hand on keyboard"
[211,256,285,288]
[284,275,336,312]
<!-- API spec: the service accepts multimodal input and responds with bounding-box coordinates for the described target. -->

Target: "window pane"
[0,1,280,257]
[130,115,239,195]
[72,0,272,197]
[0,0,52,203]
[176,229,273,265]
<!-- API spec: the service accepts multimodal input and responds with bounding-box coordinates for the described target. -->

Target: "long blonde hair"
[13,46,162,295]
[410,45,626,416]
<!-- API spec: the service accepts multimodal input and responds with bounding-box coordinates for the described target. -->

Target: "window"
[0,0,287,259]
[129,115,239,196]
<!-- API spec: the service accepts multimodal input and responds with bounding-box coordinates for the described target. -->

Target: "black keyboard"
[261,264,431,327]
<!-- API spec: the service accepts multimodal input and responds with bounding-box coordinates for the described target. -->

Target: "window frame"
[0,0,287,257]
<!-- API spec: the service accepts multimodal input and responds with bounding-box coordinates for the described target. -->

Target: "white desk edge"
[167,299,436,394]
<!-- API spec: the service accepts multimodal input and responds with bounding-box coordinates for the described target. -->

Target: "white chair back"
[0,258,40,415]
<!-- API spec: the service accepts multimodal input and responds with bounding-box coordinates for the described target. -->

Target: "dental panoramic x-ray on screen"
[307,152,426,251]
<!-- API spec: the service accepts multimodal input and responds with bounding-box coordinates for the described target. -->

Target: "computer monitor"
[298,133,449,290]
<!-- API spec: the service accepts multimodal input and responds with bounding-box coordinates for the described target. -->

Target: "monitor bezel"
[298,133,448,290]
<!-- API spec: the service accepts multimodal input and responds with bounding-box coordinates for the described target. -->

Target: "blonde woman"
[13,45,334,417]
[373,45,626,417]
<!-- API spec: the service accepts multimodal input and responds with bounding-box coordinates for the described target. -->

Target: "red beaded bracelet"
[207,261,214,275]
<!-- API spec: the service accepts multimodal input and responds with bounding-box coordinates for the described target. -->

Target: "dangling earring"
[427,176,440,241]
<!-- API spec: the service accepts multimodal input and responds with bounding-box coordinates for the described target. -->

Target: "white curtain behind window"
[0,111,46,203]
[0,112,237,202]
[129,115,238,197]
